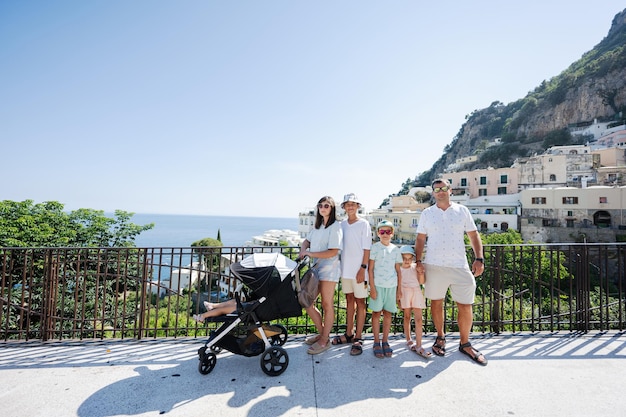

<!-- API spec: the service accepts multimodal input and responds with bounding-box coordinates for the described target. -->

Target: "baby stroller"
[197,252,306,376]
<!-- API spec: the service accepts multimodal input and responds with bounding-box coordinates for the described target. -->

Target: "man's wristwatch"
[360,264,367,269]
[475,258,484,263]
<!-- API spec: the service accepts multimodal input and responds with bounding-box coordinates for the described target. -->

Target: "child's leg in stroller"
[194,299,237,322]
[204,299,236,314]
[205,299,237,317]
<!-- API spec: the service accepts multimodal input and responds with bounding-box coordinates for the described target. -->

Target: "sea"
[130,213,300,247]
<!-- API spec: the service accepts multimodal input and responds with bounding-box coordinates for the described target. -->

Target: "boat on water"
[245,229,303,248]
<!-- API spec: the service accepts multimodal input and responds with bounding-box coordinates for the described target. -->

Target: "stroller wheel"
[270,324,288,346]
[198,348,217,375]
[260,346,289,376]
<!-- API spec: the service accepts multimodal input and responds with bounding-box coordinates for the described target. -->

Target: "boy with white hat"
[333,193,371,356]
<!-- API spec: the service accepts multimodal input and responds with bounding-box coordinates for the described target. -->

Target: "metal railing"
[1,243,625,341]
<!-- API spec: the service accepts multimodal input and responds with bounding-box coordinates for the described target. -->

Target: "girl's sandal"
[382,342,393,357]
[373,342,384,358]
[414,345,433,360]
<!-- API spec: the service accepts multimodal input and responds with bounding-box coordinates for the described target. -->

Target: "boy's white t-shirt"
[340,217,372,279]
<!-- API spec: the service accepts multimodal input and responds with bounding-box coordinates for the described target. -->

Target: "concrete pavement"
[1,332,625,417]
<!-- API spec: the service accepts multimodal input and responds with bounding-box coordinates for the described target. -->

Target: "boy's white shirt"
[340,217,372,279]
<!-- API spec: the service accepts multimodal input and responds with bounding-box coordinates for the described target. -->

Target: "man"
[414,179,488,365]
[334,193,371,356]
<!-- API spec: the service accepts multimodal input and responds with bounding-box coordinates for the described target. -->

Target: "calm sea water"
[130,213,299,247]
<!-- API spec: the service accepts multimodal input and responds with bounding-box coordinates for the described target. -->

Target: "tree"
[191,238,223,279]
[0,200,155,339]
[0,200,154,247]
[413,191,431,203]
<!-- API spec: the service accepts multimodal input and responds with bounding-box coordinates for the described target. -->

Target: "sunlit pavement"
[1,332,625,417]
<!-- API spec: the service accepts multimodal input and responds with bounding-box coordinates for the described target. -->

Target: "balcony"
[1,244,625,415]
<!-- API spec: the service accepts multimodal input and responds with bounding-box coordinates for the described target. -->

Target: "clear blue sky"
[1,1,624,218]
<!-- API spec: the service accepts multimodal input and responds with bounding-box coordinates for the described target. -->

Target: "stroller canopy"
[238,253,297,280]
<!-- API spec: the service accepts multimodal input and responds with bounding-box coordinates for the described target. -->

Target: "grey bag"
[297,267,319,308]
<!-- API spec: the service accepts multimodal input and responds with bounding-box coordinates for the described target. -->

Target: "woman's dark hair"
[315,196,338,229]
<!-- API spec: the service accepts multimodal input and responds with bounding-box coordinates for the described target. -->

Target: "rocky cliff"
[412,8,626,190]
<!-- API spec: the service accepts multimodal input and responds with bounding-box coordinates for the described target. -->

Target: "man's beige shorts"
[340,277,369,299]
[423,264,476,304]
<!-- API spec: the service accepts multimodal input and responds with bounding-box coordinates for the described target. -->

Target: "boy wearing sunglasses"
[414,179,487,366]
[368,220,401,358]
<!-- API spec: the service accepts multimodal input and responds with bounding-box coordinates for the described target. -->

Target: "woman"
[299,196,343,355]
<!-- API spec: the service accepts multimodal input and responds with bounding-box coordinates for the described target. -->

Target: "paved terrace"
[1,332,625,417]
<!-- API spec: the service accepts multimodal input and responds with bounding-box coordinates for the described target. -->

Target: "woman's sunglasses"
[317,203,331,209]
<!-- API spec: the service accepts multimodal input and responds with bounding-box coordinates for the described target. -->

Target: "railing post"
[576,246,590,332]
[138,249,149,340]
[491,246,502,334]
[41,249,57,341]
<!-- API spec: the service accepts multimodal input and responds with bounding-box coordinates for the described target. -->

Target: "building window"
[479,176,487,185]
[498,187,507,195]
[563,197,578,204]
[532,197,547,204]
[549,174,556,181]
[567,211,573,217]
[566,219,574,227]
[500,175,508,184]
[447,179,453,186]
[479,189,487,196]
[599,197,607,203]
[461,178,467,187]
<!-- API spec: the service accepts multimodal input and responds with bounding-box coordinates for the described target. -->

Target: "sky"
[1,1,624,218]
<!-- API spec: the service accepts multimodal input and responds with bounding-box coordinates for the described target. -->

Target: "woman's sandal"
[373,342,384,358]
[332,332,354,345]
[382,342,393,357]
[350,338,363,356]
[432,336,446,356]
[304,334,321,345]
